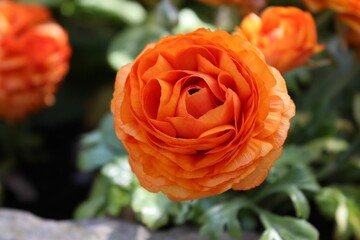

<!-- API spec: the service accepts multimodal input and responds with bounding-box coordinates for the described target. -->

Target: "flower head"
[235,6,322,73]
[111,28,295,201]
[0,1,71,121]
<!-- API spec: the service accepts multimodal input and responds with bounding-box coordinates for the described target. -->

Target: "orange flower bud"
[0,1,71,122]
[235,7,323,73]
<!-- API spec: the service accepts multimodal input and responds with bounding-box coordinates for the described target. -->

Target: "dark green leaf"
[199,198,248,240]
[100,113,127,156]
[78,141,115,171]
[75,0,146,25]
[259,210,319,240]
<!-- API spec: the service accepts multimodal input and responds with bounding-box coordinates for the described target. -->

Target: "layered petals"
[236,7,322,73]
[111,28,295,201]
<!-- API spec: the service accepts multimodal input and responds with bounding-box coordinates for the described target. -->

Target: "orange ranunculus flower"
[0,1,71,121]
[235,6,322,73]
[302,0,360,56]
[111,28,295,201]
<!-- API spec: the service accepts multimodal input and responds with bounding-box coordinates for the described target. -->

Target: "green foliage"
[315,186,360,240]
[258,210,319,240]
[199,198,248,239]
[75,0,147,25]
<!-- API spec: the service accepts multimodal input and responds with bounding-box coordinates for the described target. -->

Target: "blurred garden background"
[1,0,360,239]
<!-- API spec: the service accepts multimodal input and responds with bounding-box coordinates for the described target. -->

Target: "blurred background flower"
[0,0,71,122]
[235,6,323,73]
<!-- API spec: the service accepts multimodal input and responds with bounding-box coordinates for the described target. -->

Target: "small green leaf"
[101,156,133,189]
[260,229,282,240]
[353,93,360,127]
[100,113,127,156]
[347,200,360,239]
[74,175,110,219]
[315,187,340,219]
[107,26,168,70]
[76,0,147,25]
[199,198,248,240]
[131,188,169,230]
[285,187,310,219]
[78,141,115,171]
[74,195,106,220]
[256,165,319,202]
[259,210,319,240]
[173,8,215,34]
[106,185,130,216]
[315,186,360,240]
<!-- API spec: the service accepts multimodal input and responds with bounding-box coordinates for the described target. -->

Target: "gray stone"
[0,208,258,240]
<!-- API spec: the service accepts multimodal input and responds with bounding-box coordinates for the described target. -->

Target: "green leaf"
[107,26,168,70]
[285,187,310,219]
[199,198,248,240]
[260,229,282,240]
[17,0,62,7]
[259,210,319,240]
[75,0,146,25]
[78,140,115,172]
[100,113,127,156]
[131,188,169,230]
[106,184,130,216]
[256,165,319,203]
[275,144,321,167]
[77,113,127,172]
[347,200,360,239]
[315,187,340,219]
[315,186,360,240]
[101,156,134,189]
[172,8,215,34]
[74,175,110,219]
[353,93,360,127]
[74,195,106,220]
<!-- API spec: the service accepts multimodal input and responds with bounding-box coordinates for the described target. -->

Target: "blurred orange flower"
[302,0,360,56]
[111,28,295,201]
[235,6,322,73]
[0,1,71,122]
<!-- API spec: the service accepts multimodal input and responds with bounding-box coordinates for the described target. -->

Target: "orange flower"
[111,28,295,201]
[302,0,360,56]
[236,7,322,73]
[0,1,71,122]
